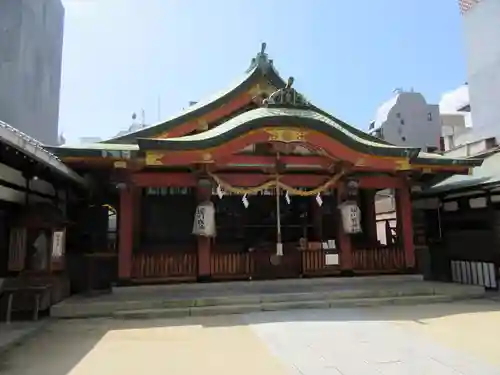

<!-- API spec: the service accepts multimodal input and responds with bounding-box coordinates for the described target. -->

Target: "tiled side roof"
[424,150,500,194]
[0,120,86,185]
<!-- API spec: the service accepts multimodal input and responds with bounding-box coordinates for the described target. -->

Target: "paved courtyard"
[1,300,500,375]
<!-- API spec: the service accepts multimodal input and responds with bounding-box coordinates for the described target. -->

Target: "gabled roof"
[104,43,285,144]
[100,43,394,150]
[137,82,482,169]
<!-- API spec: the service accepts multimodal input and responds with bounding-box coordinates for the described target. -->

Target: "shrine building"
[47,44,482,285]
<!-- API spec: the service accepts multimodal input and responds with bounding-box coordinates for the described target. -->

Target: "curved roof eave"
[137,107,421,160]
[103,62,286,144]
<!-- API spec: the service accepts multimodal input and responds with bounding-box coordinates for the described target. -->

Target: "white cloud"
[439,84,470,113]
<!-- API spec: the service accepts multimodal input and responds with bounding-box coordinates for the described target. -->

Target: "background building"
[368,90,441,152]
[459,0,500,143]
[439,83,473,151]
[0,0,65,145]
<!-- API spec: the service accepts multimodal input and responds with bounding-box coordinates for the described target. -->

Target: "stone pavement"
[0,321,46,354]
[1,300,500,374]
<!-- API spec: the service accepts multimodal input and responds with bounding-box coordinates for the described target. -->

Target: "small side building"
[0,120,86,320]
[414,148,500,289]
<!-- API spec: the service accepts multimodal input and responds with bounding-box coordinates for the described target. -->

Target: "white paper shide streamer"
[242,194,249,208]
[315,193,323,207]
[216,185,224,199]
[285,191,291,205]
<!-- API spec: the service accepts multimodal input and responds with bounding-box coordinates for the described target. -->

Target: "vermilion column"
[197,237,211,280]
[118,187,134,279]
[396,186,415,269]
[337,183,353,272]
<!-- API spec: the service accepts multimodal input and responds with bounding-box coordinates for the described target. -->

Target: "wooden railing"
[130,245,407,282]
[211,252,253,279]
[301,250,340,276]
[352,246,405,273]
[131,253,197,281]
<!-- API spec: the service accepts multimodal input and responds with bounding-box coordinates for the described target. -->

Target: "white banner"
[339,201,362,234]
[192,201,216,237]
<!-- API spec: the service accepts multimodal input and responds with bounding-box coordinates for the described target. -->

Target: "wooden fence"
[301,250,340,277]
[131,246,406,281]
[131,252,198,281]
[210,252,253,280]
[352,246,405,273]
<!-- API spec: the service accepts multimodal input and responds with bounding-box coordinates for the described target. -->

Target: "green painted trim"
[47,145,140,159]
[103,67,267,144]
[137,107,481,168]
[413,156,482,167]
[137,107,420,159]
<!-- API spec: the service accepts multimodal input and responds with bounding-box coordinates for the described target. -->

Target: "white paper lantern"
[192,201,216,237]
[338,201,362,234]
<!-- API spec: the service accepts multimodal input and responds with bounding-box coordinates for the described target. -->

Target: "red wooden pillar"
[396,185,415,269]
[363,189,378,244]
[196,181,212,281]
[337,183,353,272]
[118,187,134,279]
[197,237,211,280]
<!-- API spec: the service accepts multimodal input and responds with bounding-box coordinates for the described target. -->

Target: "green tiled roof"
[138,107,419,158]
[137,106,482,168]
[424,151,500,194]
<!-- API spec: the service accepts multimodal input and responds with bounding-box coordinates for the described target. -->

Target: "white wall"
[463,0,500,142]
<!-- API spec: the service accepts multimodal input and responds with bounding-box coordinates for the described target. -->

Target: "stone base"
[51,275,487,319]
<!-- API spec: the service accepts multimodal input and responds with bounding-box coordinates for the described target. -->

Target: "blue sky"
[60,0,467,143]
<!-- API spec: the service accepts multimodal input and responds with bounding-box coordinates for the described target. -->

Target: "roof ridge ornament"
[263,77,310,109]
[246,42,274,73]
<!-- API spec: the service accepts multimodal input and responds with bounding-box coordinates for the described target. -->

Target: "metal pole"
[275,153,283,256]
[276,174,281,241]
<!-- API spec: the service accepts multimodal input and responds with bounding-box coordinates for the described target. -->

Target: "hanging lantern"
[192,201,216,237]
[338,200,362,234]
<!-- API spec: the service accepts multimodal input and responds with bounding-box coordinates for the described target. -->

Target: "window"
[396,113,401,118]
[427,112,432,121]
[401,136,406,142]
[400,119,405,125]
